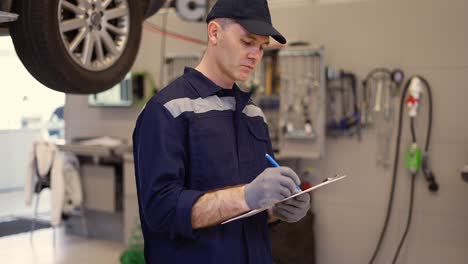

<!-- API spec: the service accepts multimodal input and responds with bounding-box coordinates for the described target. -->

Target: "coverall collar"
[184,67,252,101]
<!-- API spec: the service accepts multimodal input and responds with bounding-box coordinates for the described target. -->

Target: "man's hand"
[245,167,300,210]
[272,193,310,223]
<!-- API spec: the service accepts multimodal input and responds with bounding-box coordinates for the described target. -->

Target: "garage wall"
[269,0,468,263]
[65,0,468,263]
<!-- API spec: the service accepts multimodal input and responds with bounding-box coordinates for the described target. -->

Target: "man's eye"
[241,40,252,46]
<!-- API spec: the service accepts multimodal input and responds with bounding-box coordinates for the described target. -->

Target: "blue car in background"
[47,106,65,139]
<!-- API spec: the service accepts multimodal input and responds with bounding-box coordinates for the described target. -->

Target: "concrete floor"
[0,190,126,264]
[0,189,50,220]
[0,227,126,264]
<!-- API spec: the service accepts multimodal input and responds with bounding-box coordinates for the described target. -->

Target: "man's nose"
[247,47,262,61]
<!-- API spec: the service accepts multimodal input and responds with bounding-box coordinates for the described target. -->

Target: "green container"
[405,144,422,174]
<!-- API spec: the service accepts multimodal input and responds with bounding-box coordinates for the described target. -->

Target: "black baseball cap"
[206,0,287,44]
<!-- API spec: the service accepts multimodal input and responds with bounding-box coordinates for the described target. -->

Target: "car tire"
[10,0,143,94]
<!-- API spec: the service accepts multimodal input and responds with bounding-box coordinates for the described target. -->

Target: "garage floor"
[0,190,125,264]
[0,190,50,219]
[0,227,125,264]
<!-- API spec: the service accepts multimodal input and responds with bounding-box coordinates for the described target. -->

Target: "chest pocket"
[244,117,271,178]
[189,112,238,190]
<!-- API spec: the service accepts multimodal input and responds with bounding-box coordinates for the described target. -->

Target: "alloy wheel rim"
[58,0,130,72]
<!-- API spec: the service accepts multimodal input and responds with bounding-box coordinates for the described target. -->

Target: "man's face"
[214,22,270,82]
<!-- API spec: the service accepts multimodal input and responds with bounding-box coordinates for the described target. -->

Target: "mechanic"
[132,0,311,263]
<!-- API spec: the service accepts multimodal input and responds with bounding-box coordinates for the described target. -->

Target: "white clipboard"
[222,175,347,224]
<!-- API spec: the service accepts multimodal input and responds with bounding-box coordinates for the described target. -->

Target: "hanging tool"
[391,70,405,95]
[280,50,320,139]
[361,80,372,125]
[405,77,439,191]
[326,68,360,139]
[383,79,394,121]
[406,143,422,175]
[373,79,383,112]
[362,68,405,167]
[362,68,404,126]
[368,75,439,264]
[461,164,468,183]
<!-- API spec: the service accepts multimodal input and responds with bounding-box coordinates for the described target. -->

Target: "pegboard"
[250,47,326,159]
[278,47,326,159]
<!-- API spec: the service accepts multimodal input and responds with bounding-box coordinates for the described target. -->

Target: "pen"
[265,154,301,191]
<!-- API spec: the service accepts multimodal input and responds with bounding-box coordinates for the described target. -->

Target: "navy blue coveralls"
[133,68,275,263]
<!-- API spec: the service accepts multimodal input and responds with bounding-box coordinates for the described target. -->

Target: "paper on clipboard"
[222,175,347,224]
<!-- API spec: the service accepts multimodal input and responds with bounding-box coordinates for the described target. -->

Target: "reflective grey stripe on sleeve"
[164,96,236,118]
[243,104,267,124]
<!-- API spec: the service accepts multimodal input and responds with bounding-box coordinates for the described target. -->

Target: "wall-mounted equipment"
[88,72,157,108]
[325,68,360,139]
[361,68,404,126]
[88,72,133,107]
[362,68,405,168]
[277,47,326,159]
[132,71,158,107]
[248,46,325,159]
[461,164,468,182]
[175,0,209,22]
[368,75,439,264]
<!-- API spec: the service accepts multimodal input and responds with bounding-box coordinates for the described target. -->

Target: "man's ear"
[207,21,221,45]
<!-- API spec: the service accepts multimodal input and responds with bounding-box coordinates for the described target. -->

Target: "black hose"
[416,77,438,192]
[419,77,433,152]
[391,76,437,263]
[368,76,435,264]
[363,68,393,82]
[410,117,416,143]
[392,173,417,264]
[367,75,410,264]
